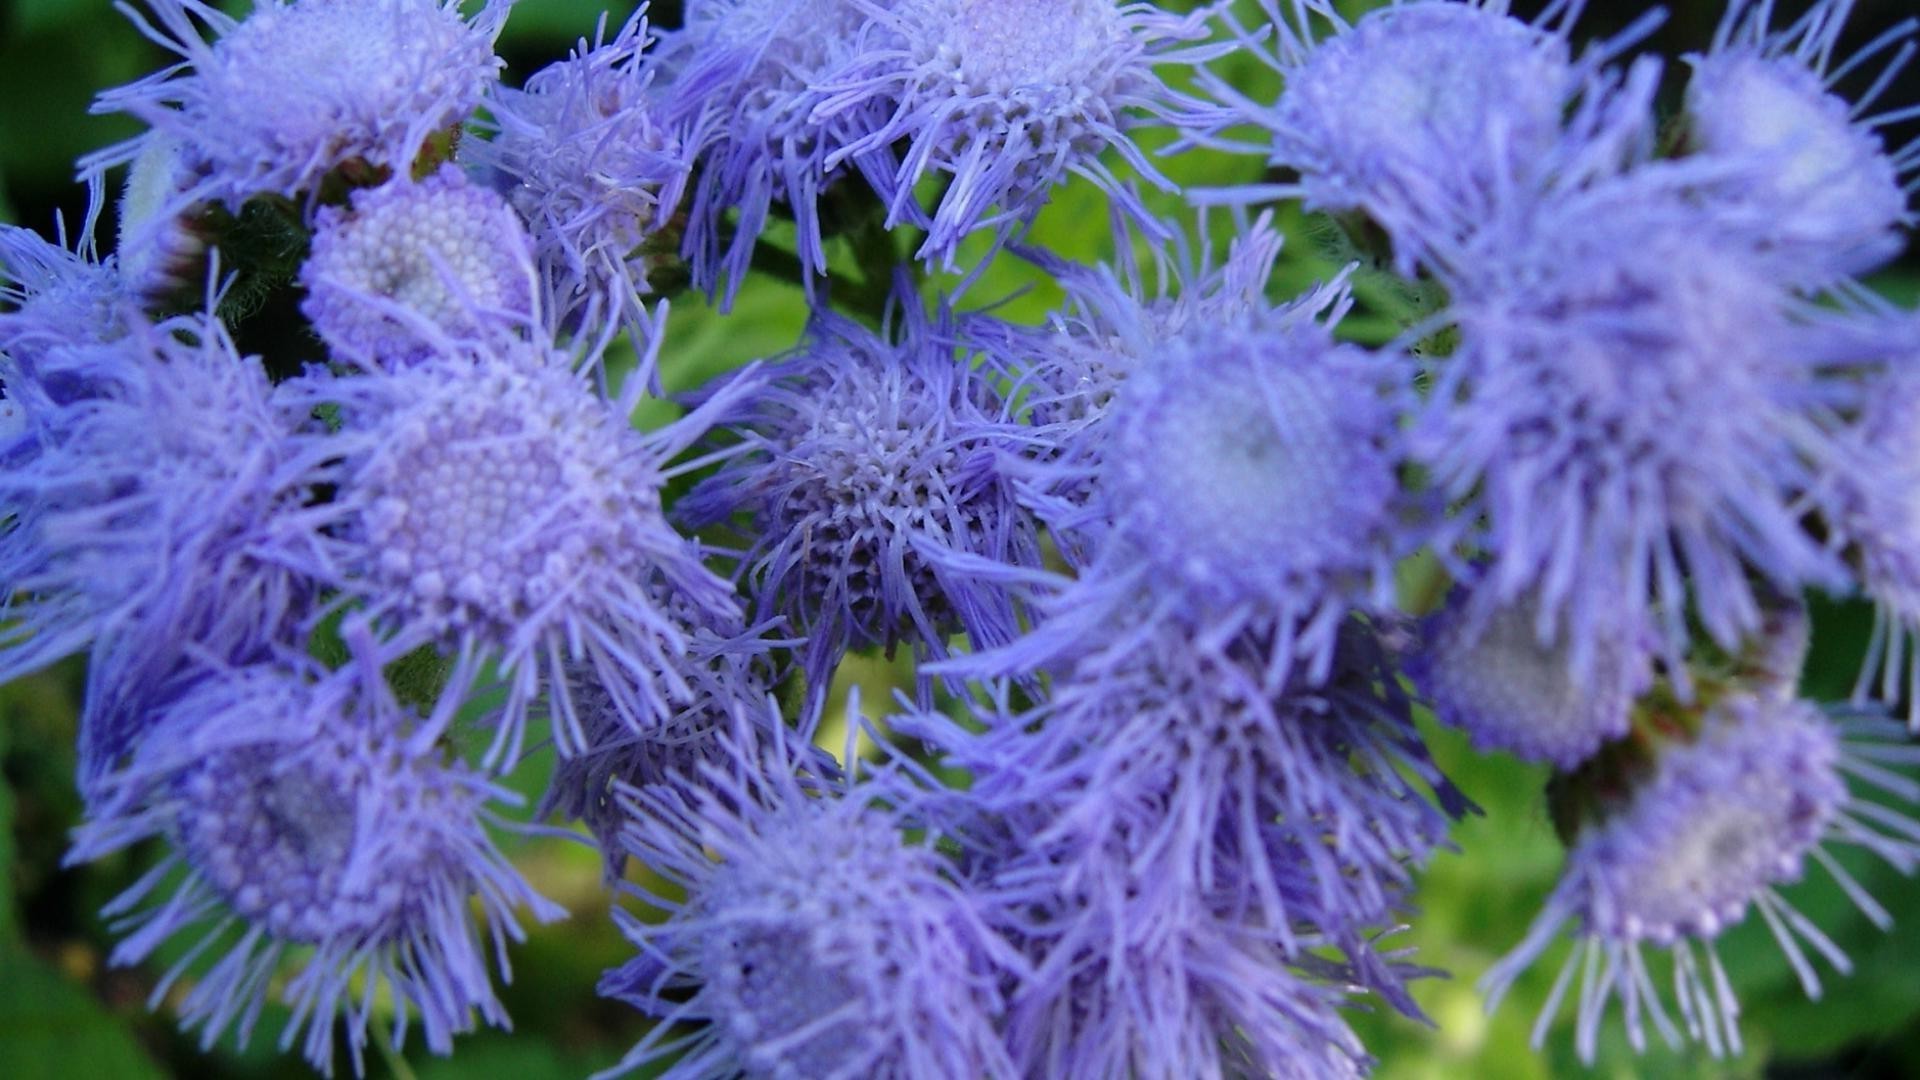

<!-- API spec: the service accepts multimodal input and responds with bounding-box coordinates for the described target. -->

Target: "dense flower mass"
[91,0,509,207]
[0,307,334,782]
[4,0,1920,1075]
[1416,178,1859,681]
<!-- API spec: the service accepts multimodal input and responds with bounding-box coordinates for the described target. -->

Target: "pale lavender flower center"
[357,365,654,635]
[175,748,382,943]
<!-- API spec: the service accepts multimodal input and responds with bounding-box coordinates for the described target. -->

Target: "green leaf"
[11,0,117,36]
[0,713,15,946]
[0,951,163,1080]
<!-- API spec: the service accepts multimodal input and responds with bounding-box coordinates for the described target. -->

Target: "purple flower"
[0,309,337,783]
[912,620,1466,1016]
[281,322,752,766]
[599,715,1019,1080]
[1820,306,1920,724]
[89,0,508,209]
[973,213,1289,559]
[678,292,1043,695]
[1102,288,1408,614]
[536,596,812,875]
[1683,0,1918,281]
[1415,177,1855,687]
[817,0,1220,266]
[1408,584,1652,769]
[975,259,1417,687]
[1192,0,1658,272]
[470,9,692,328]
[299,166,540,366]
[69,643,562,1076]
[1483,695,1920,1061]
[655,0,892,303]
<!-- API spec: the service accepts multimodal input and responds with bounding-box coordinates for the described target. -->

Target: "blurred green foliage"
[2,1,1918,1078]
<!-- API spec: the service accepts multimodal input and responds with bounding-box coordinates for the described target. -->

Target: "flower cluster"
[4,0,1920,1075]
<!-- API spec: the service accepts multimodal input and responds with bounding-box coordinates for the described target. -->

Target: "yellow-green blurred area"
[4,1,1920,1077]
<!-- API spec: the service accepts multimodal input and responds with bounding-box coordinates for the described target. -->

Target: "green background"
[3,1,1918,1077]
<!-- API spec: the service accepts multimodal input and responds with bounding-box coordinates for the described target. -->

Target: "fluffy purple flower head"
[69,646,562,1076]
[916,619,1466,1016]
[820,0,1220,266]
[299,166,539,366]
[1684,0,1919,280]
[1416,179,1854,686]
[91,0,507,208]
[985,267,1418,686]
[1840,364,1920,616]
[0,309,336,776]
[1194,0,1652,272]
[599,716,1019,1080]
[1483,695,1920,1061]
[1102,292,1409,610]
[283,321,751,766]
[1408,584,1652,768]
[679,295,1042,694]
[976,213,1288,556]
[656,0,890,302]
[472,9,691,327]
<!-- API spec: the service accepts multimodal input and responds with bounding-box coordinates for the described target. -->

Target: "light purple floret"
[1684,0,1919,281]
[69,644,563,1077]
[819,0,1220,267]
[678,291,1042,694]
[1408,584,1651,769]
[281,321,753,767]
[1101,286,1408,612]
[89,0,508,210]
[1483,696,1920,1062]
[471,9,692,329]
[598,715,1019,1080]
[299,166,539,366]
